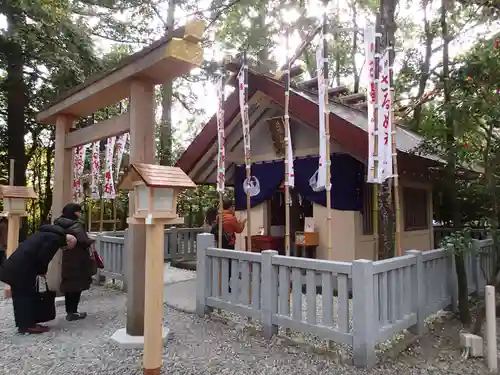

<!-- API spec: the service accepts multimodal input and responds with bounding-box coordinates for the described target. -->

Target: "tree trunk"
[350,0,360,93]
[159,0,176,166]
[43,143,54,223]
[379,0,398,258]
[334,0,341,86]
[5,9,27,186]
[472,122,500,334]
[412,1,434,129]
[441,0,470,325]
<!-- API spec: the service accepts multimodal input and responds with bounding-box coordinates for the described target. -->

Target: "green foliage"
[440,228,474,255]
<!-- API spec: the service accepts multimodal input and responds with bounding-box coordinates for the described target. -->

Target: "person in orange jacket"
[215,199,246,250]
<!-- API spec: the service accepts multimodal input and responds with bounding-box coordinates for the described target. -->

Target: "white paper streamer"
[216,77,225,193]
[316,46,328,191]
[102,137,116,199]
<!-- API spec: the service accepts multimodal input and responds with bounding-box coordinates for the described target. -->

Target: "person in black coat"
[0,225,77,334]
[54,203,95,321]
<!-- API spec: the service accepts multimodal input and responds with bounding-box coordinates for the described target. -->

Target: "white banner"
[364,26,379,183]
[285,118,295,188]
[102,137,116,199]
[90,142,101,200]
[316,46,328,191]
[238,67,251,170]
[115,133,129,180]
[216,77,226,192]
[72,145,88,203]
[378,50,393,181]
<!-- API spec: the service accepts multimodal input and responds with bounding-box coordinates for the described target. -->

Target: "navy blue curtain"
[234,161,284,210]
[294,153,364,211]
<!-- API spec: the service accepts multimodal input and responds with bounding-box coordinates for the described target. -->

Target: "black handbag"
[35,276,56,323]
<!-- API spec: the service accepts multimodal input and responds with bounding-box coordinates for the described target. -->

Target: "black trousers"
[12,288,36,330]
[64,291,81,314]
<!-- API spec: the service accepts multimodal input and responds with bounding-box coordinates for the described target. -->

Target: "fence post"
[406,250,425,335]
[94,233,103,285]
[449,252,459,312]
[196,233,214,317]
[122,229,129,292]
[261,250,278,339]
[169,227,178,259]
[352,259,376,368]
[471,240,481,295]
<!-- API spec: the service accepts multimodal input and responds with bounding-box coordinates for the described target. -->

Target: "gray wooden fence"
[93,227,204,282]
[196,234,495,368]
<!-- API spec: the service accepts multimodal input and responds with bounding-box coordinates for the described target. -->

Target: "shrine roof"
[175,68,445,181]
[0,185,38,199]
[118,163,196,190]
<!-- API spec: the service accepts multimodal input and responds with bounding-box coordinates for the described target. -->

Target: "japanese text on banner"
[316,46,328,191]
[364,26,379,183]
[377,50,393,181]
[216,77,226,193]
[238,67,251,170]
[102,137,116,199]
[115,133,129,180]
[90,142,101,200]
[72,145,88,203]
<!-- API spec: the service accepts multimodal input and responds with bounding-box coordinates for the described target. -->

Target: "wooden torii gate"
[36,20,205,340]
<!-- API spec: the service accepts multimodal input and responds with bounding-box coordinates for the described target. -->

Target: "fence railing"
[195,233,495,368]
[93,227,205,282]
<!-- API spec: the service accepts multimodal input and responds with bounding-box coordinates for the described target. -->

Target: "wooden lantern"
[117,163,196,225]
[0,185,38,216]
[117,163,196,375]
[0,185,38,298]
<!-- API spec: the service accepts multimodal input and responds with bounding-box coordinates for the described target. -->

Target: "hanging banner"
[238,66,251,171]
[315,46,327,191]
[90,142,101,200]
[102,137,116,199]
[378,50,393,181]
[284,60,295,189]
[72,145,88,203]
[364,25,379,183]
[285,118,295,188]
[216,77,226,192]
[115,133,129,180]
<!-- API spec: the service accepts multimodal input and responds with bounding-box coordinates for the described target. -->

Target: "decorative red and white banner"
[72,145,88,203]
[115,133,129,180]
[315,46,328,191]
[102,137,116,199]
[216,77,226,193]
[238,65,251,171]
[90,142,101,200]
[364,25,379,184]
[377,50,393,181]
[284,62,295,188]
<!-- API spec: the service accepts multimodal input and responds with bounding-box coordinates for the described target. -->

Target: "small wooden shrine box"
[295,231,319,247]
[117,163,196,224]
[0,185,38,216]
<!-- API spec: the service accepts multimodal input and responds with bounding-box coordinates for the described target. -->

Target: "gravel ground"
[0,278,492,374]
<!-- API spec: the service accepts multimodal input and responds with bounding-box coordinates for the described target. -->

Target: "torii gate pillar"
[125,80,156,335]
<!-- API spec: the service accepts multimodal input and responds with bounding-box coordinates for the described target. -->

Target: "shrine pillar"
[52,115,75,220]
[125,79,156,336]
